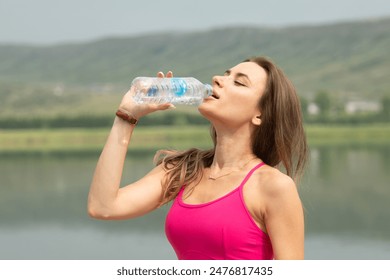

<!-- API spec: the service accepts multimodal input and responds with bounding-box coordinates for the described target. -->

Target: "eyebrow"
[224,69,251,84]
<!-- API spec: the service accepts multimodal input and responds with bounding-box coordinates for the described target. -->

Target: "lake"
[0,145,389,260]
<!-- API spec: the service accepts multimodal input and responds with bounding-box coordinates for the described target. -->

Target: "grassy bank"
[0,124,389,157]
[0,126,212,157]
[305,124,390,146]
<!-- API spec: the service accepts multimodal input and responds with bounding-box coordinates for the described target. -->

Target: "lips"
[211,91,219,99]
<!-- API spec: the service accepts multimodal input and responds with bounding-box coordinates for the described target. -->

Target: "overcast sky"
[1,0,389,45]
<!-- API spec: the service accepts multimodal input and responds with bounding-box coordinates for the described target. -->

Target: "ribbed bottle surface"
[132,77,212,106]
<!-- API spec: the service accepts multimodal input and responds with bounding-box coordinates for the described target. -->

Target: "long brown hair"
[155,56,308,205]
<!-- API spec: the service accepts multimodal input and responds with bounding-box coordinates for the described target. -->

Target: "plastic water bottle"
[131,77,212,106]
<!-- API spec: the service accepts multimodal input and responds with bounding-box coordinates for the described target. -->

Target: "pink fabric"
[165,162,274,260]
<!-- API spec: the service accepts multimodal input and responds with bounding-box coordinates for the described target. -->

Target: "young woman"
[88,56,309,260]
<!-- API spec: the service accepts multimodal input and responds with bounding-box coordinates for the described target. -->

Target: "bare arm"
[263,174,305,259]
[88,72,174,220]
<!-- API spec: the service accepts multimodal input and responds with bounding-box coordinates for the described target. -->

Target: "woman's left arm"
[263,174,305,260]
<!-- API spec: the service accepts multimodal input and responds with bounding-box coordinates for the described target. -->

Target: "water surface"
[0,145,389,259]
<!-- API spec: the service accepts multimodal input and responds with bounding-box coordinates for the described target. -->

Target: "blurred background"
[0,0,389,259]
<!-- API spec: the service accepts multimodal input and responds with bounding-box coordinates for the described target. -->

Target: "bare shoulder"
[244,164,302,234]
[250,165,301,213]
[254,166,304,260]
[257,166,297,197]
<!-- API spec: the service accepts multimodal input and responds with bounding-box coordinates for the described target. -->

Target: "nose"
[212,75,224,87]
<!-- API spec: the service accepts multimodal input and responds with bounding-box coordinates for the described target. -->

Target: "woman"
[88,56,308,260]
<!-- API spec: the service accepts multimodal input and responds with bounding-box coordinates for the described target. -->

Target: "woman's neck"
[212,129,256,169]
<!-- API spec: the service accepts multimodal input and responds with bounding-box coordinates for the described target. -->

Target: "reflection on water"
[301,146,390,240]
[0,146,389,259]
[0,226,175,259]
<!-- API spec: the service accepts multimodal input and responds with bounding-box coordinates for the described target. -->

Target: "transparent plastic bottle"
[131,77,212,106]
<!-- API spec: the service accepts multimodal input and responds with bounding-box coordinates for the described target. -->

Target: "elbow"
[87,205,103,219]
[87,201,113,220]
[88,208,112,220]
[87,206,100,219]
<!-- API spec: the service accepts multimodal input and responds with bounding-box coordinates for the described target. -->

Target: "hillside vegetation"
[0,17,389,120]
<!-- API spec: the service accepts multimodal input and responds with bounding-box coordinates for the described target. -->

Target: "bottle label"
[171,78,187,97]
[147,85,158,96]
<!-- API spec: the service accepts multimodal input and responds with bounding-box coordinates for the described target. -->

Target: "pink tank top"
[165,162,274,260]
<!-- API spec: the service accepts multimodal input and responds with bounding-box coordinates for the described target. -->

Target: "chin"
[198,102,213,120]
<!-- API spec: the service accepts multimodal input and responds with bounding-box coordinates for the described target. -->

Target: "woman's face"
[199,61,267,128]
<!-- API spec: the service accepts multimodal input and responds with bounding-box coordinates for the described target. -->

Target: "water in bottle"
[131,77,212,106]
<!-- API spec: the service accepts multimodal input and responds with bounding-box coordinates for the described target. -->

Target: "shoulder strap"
[238,162,265,189]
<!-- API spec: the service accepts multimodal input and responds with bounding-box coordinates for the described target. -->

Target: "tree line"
[0,91,388,129]
[301,92,390,124]
[0,111,210,129]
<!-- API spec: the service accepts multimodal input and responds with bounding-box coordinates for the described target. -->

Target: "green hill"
[0,17,389,119]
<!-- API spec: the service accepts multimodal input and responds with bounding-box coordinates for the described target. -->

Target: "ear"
[252,115,262,126]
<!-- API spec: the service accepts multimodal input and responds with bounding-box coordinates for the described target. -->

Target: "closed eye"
[234,81,246,86]
[225,69,250,87]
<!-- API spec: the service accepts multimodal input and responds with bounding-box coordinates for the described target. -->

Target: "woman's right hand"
[118,71,175,119]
